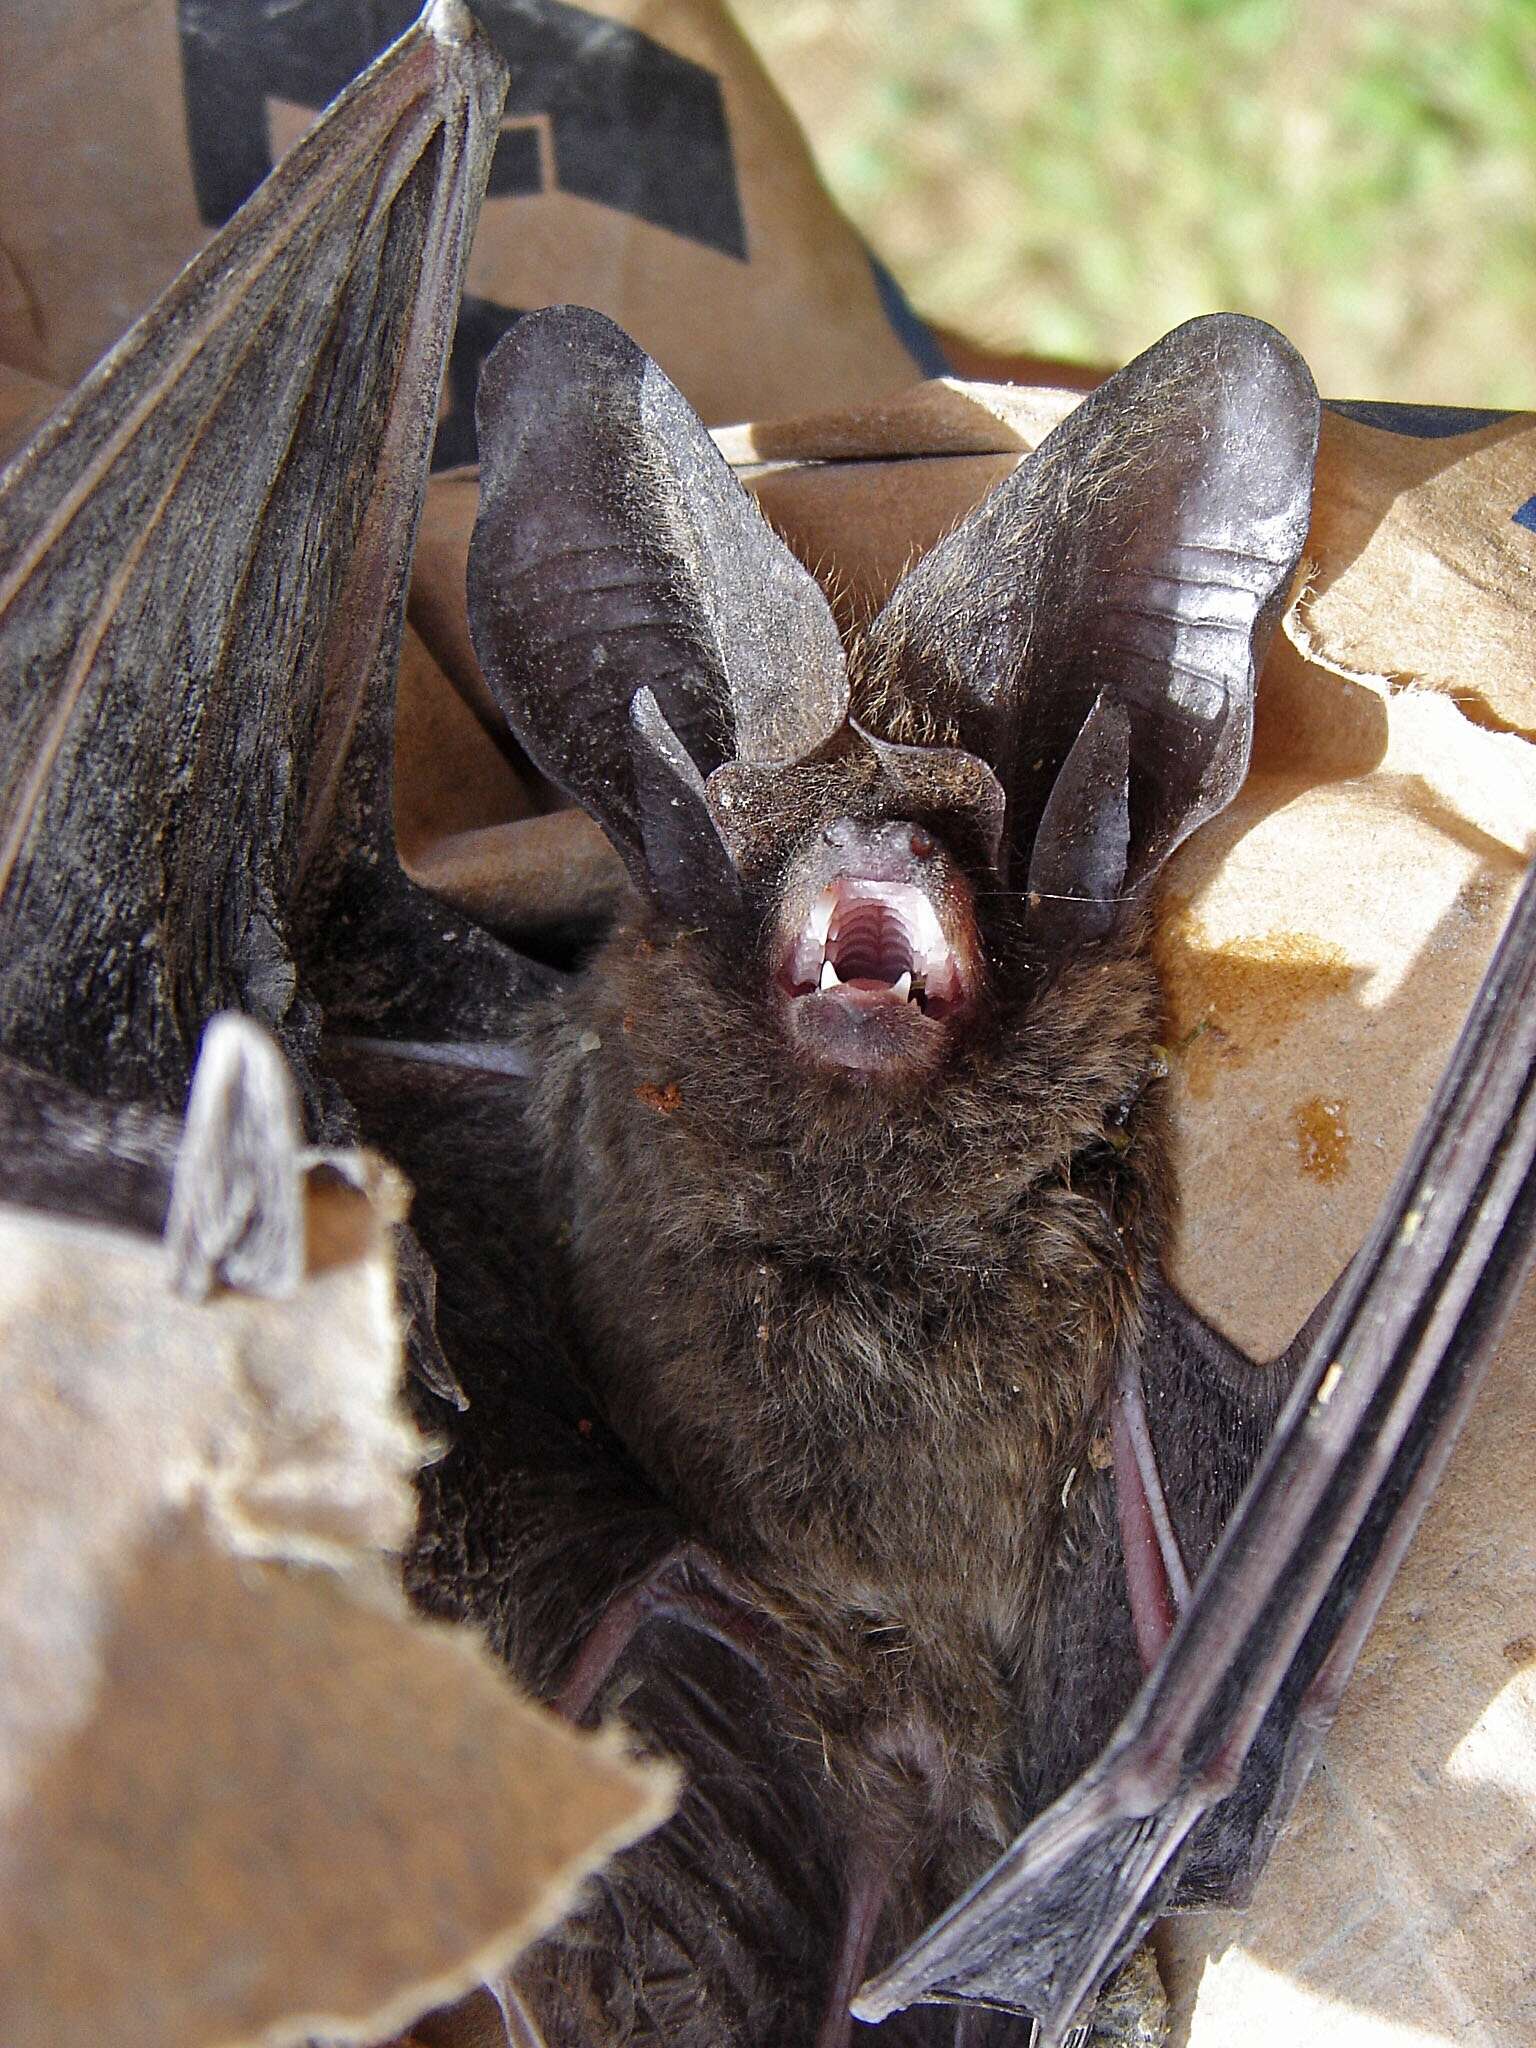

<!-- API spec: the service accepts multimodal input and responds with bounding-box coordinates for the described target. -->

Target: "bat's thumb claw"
[165,1015,305,1303]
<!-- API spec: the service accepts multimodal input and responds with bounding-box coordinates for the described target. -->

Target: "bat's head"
[467,308,1318,1091]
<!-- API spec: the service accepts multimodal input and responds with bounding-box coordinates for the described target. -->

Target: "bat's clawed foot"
[553,1538,774,1724]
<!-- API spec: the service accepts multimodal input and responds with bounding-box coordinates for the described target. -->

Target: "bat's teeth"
[783,877,975,1015]
[904,894,946,963]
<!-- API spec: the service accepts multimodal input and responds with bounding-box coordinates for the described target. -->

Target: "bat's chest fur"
[526,918,1167,1826]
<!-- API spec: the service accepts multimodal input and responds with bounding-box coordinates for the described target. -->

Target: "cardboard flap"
[0,1166,671,2048]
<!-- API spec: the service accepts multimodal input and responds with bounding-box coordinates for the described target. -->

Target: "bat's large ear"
[467,307,849,920]
[862,315,1320,942]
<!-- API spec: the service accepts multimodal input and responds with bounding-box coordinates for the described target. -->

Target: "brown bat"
[413,301,1532,2047]
[4,14,1536,2048]
[417,304,1322,2047]
[391,305,1536,2046]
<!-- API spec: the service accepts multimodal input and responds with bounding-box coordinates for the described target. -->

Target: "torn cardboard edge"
[0,1073,674,2048]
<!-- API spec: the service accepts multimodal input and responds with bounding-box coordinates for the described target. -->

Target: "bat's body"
[526,833,1163,1869]
[9,25,1536,2047]
[493,791,1307,2042]
[396,854,1177,2044]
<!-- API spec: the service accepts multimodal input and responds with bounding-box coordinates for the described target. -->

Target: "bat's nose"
[817,817,943,880]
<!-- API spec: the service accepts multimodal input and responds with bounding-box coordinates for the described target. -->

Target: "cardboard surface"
[0,1167,671,2048]
[0,0,936,436]
[0,361,60,465]
[1301,409,1536,738]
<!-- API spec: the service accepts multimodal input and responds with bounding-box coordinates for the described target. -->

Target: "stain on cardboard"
[1292,1096,1352,1183]
[1154,899,1357,1100]
[1501,1633,1536,1668]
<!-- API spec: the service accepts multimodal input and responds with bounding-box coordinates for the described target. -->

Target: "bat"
[418,302,1536,2048]
[395,297,1536,2048]
[440,304,1327,2048]
[3,11,1535,2047]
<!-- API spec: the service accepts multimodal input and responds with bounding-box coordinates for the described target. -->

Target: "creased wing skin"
[0,4,528,1407]
[856,855,1536,2043]
[0,0,508,1121]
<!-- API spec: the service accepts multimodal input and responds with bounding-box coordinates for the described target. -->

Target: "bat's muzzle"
[772,820,982,1077]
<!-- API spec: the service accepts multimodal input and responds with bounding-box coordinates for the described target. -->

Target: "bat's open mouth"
[776,882,969,1019]
[771,821,982,1077]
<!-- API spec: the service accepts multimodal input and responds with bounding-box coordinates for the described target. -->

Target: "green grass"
[729,0,1536,405]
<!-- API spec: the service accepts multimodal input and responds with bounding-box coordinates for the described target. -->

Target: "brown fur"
[519,817,1170,1878]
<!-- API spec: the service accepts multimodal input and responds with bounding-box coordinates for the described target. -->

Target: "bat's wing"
[0,2,536,1401]
[0,0,513,1108]
[855,854,1536,2042]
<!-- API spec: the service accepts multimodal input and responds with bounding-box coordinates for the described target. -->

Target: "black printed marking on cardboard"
[436,295,527,471]
[177,0,747,471]
[177,0,748,258]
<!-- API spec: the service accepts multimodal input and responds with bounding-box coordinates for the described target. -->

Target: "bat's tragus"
[771,816,984,1077]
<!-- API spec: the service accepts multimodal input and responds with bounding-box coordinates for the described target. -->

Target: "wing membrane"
[0,1,506,1113]
[857,854,1536,2041]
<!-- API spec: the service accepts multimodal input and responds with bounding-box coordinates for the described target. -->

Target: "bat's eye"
[772,820,982,1078]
